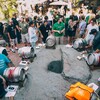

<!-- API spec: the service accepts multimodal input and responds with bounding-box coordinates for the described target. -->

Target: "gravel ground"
[3,45,100,100]
[14,46,71,100]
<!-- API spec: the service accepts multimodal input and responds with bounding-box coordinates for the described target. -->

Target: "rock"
[47,60,63,73]
[61,46,91,84]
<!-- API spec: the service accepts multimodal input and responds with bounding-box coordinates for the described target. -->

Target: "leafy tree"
[0,0,17,19]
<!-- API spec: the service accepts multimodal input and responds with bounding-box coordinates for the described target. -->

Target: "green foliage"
[0,0,17,19]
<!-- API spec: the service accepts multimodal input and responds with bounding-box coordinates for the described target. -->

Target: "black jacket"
[93,31,100,50]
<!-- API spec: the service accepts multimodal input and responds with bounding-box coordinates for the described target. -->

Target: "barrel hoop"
[92,53,95,65]
[46,38,55,47]
[88,53,95,66]
[94,54,99,65]
[97,55,100,65]
[46,38,55,42]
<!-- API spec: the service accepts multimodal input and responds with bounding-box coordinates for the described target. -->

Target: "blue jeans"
[30,42,36,53]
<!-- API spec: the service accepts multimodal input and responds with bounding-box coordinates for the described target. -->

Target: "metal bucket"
[46,35,56,49]
[87,53,100,66]
[73,38,87,49]
[18,46,34,59]
[0,40,6,47]
[3,67,25,82]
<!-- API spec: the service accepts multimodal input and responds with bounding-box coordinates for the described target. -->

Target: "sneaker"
[42,43,45,46]
[34,54,37,57]
[10,48,15,53]
[66,44,72,48]
[7,49,10,52]
[15,47,18,50]
[36,46,40,49]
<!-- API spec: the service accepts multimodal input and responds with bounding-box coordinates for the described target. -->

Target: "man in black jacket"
[7,20,18,53]
[39,20,51,43]
[12,14,21,44]
[90,29,100,53]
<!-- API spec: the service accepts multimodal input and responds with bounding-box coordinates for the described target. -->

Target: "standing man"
[52,17,65,45]
[7,20,18,53]
[66,19,75,45]
[78,15,86,38]
[28,21,38,56]
[39,20,51,43]
[19,17,29,46]
[12,14,21,44]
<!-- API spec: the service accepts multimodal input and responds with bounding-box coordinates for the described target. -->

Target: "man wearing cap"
[85,18,99,42]
[85,29,100,53]
[92,29,100,53]
[52,17,65,45]
[19,17,29,46]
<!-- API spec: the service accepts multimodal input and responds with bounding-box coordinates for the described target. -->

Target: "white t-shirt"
[86,34,95,45]
[85,24,99,42]
[87,24,99,34]
[28,27,38,43]
[47,11,53,21]
[79,20,86,34]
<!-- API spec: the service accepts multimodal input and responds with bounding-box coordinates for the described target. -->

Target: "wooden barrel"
[73,38,87,49]
[3,67,25,82]
[46,35,56,49]
[87,53,100,66]
[18,47,34,59]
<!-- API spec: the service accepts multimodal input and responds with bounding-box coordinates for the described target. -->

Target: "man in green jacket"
[53,17,65,45]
